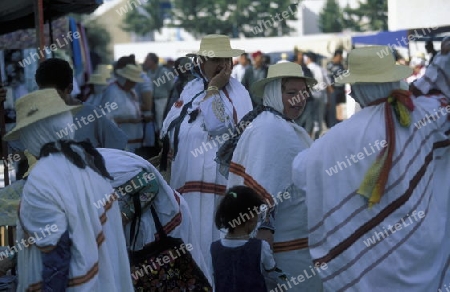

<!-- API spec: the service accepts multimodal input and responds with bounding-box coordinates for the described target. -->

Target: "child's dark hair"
[35,58,73,91]
[215,185,265,232]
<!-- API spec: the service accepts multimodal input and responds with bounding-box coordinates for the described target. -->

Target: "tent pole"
[34,0,45,62]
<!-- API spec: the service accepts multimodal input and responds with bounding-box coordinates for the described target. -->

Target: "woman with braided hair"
[4,89,133,292]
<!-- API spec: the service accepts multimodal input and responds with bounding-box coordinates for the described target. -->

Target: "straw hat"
[186,34,244,58]
[87,74,109,85]
[336,46,412,84]
[116,64,144,83]
[94,64,113,79]
[251,62,318,98]
[3,89,82,141]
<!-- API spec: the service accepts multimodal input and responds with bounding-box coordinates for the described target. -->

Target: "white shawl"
[292,94,450,291]
[97,148,213,286]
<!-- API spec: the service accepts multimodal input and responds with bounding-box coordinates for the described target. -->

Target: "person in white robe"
[217,62,323,291]
[292,46,450,291]
[84,74,108,107]
[101,64,145,153]
[161,34,253,268]
[97,148,213,286]
[4,89,133,292]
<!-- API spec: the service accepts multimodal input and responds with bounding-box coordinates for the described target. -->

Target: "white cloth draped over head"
[17,144,133,291]
[414,52,450,99]
[351,82,401,107]
[96,148,213,286]
[20,112,74,157]
[291,90,450,291]
[262,79,284,113]
[262,78,313,146]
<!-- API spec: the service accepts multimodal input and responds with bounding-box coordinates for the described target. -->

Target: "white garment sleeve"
[260,240,276,271]
[19,178,67,248]
[199,92,233,136]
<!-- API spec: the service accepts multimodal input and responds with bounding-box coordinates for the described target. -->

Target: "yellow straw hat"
[336,46,412,84]
[87,74,109,85]
[94,64,113,79]
[251,62,318,99]
[186,34,244,58]
[3,89,82,141]
[116,64,144,83]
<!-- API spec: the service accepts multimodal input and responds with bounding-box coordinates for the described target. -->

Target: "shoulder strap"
[160,89,205,171]
[150,204,167,239]
[216,105,289,178]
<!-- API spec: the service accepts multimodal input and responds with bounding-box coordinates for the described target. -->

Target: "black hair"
[114,55,136,71]
[306,52,317,63]
[334,49,343,57]
[35,58,73,91]
[147,53,159,64]
[215,185,265,232]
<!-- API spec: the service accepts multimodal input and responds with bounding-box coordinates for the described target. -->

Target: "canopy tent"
[0,0,102,35]
[351,30,409,48]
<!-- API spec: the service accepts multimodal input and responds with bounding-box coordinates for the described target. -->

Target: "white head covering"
[262,79,284,113]
[351,82,402,107]
[261,78,312,146]
[20,112,74,157]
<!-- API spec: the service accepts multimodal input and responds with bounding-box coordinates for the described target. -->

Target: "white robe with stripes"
[17,153,133,292]
[97,148,213,286]
[161,77,253,270]
[292,95,450,292]
[226,111,323,291]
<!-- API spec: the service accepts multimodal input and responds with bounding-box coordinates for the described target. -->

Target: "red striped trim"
[26,281,41,292]
[26,261,100,291]
[313,140,450,265]
[274,238,308,253]
[68,262,99,287]
[177,181,226,196]
[229,162,275,206]
[154,191,183,241]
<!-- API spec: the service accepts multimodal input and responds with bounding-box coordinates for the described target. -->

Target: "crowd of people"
[0,33,449,292]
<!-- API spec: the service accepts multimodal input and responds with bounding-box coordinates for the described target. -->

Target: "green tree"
[171,0,300,38]
[318,0,343,33]
[121,1,164,36]
[344,0,388,31]
[84,20,112,63]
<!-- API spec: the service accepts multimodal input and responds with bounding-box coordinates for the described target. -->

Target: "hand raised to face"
[208,61,232,89]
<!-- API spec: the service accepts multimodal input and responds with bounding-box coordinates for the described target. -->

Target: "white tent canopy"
[114,33,353,63]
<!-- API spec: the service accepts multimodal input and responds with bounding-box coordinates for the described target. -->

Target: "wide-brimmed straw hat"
[116,64,144,83]
[186,34,244,58]
[94,64,113,79]
[336,46,412,84]
[3,89,82,141]
[87,74,109,85]
[251,62,318,98]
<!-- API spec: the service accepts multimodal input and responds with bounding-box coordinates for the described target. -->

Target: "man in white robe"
[161,35,253,267]
[292,46,450,291]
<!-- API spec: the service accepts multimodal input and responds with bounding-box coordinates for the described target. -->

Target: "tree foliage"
[171,0,300,38]
[84,20,112,63]
[343,0,388,31]
[121,1,165,36]
[319,0,388,33]
[318,0,343,33]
